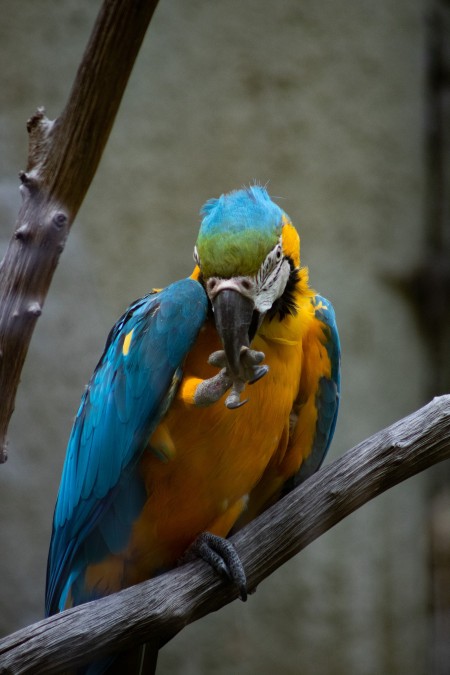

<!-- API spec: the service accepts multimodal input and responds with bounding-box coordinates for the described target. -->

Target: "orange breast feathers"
[123,293,316,583]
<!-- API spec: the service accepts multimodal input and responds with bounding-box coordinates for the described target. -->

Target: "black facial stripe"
[266,256,299,321]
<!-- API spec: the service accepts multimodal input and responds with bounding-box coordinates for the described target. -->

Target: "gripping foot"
[185,532,248,601]
[194,347,269,409]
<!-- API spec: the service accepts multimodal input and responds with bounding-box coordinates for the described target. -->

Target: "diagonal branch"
[0,0,160,463]
[0,395,449,674]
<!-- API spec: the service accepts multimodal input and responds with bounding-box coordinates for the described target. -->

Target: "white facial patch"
[254,242,290,313]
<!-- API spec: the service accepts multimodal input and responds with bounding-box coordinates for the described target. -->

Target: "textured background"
[0,1,432,673]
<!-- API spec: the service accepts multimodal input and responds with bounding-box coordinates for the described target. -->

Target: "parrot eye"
[257,241,284,285]
[193,246,201,267]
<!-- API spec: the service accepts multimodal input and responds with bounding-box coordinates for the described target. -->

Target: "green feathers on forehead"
[196,186,283,278]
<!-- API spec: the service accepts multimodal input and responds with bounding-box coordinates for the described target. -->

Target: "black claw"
[248,365,269,384]
[226,397,248,409]
[188,532,248,601]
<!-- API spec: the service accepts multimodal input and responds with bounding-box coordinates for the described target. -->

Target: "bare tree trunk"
[0,0,160,463]
[0,395,449,674]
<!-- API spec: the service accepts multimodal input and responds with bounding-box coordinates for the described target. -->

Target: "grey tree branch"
[0,0,160,463]
[0,395,449,674]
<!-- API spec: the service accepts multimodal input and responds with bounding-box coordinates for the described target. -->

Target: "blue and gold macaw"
[46,186,340,673]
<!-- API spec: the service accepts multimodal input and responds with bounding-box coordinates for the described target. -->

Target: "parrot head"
[194,186,302,378]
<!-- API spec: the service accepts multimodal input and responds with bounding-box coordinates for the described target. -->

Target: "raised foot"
[185,532,247,601]
[194,347,269,409]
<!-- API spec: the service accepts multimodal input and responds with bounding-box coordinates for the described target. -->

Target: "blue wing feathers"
[46,278,207,616]
[294,295,340,484]
[97,463,147,555]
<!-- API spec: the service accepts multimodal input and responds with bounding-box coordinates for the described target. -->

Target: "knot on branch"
[14,223,32,242]
[18,170,40,196]
[25,107,56,176]
[52,211,68,229]
[47,209,70,254]
[27,301,42,318]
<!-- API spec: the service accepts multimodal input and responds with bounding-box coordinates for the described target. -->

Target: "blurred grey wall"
[0,1,432,673]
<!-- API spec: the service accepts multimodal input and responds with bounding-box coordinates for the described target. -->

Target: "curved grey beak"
[212,289,255,377]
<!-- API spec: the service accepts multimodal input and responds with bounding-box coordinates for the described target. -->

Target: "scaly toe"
[187,532,248,601]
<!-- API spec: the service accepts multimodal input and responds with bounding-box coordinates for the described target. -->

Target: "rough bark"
[0,395,449,674]
[0,0,160,462]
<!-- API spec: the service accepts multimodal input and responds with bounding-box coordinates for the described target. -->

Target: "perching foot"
[185,532,248,601]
